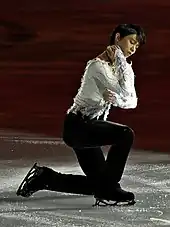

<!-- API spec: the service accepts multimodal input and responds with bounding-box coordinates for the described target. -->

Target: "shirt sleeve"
[111,91,137,109]
[113,47,138,108]
[91,55,137,109]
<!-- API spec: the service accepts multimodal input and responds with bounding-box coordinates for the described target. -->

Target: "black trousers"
[40,111,134,196]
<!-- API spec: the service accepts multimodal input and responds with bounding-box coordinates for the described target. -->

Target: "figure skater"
[16,24,146,206]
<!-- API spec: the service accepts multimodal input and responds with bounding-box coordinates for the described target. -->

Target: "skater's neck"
[97,51,111,64]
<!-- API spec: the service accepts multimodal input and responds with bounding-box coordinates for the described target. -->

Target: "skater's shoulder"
[85,57,110,72]
[87,57,110,66]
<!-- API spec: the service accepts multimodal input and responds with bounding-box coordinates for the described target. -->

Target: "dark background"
[0,0,169,151]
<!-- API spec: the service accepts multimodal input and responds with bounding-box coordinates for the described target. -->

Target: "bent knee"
[123,126,135,140]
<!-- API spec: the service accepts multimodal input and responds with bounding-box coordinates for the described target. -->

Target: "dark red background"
[0,0,169,151]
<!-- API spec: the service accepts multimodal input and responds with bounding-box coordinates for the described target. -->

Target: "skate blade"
[16,163,38,197]
[93,198,136,207]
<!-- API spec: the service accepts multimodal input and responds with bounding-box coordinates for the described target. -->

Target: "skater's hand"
[103,89,116,103]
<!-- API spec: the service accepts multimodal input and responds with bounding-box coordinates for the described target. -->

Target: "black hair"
[109,24,146,46]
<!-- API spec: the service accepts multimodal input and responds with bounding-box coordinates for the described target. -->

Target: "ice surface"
[0,135,170,227]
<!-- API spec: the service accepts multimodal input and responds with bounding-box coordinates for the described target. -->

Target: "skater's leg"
[65,114,134,182]
[17,146,105,198]
[71,119,134,184]
[63,113,135,203]
[17,163,93,197]
[105,126,134,183]
[63,113,133,148]
[43,145,106,196]
[73,147,106,193]
[74,147,106,177]
[17,113,134,201]
[93,125,135,204]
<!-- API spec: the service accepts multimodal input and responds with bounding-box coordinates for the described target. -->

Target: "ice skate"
[16,163,44,197]
[93,185,135,207]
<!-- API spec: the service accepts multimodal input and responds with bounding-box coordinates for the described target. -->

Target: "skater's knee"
[123,126,135,142]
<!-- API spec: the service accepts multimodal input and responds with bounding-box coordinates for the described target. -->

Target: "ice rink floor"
[0,132,170,227]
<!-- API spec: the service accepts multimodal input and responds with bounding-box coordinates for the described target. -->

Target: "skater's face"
[114,33,139,58]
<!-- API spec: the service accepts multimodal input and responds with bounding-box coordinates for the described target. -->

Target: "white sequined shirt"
[67,46,138,120]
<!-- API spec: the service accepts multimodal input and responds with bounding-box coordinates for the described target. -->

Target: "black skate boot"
[16,163,46,197]
[93,184,135,207]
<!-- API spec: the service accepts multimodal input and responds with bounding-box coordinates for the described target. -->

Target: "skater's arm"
[106,89,138,109]
[113,47,138,108]
[100,45,137,95]
[91,60,137,109]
